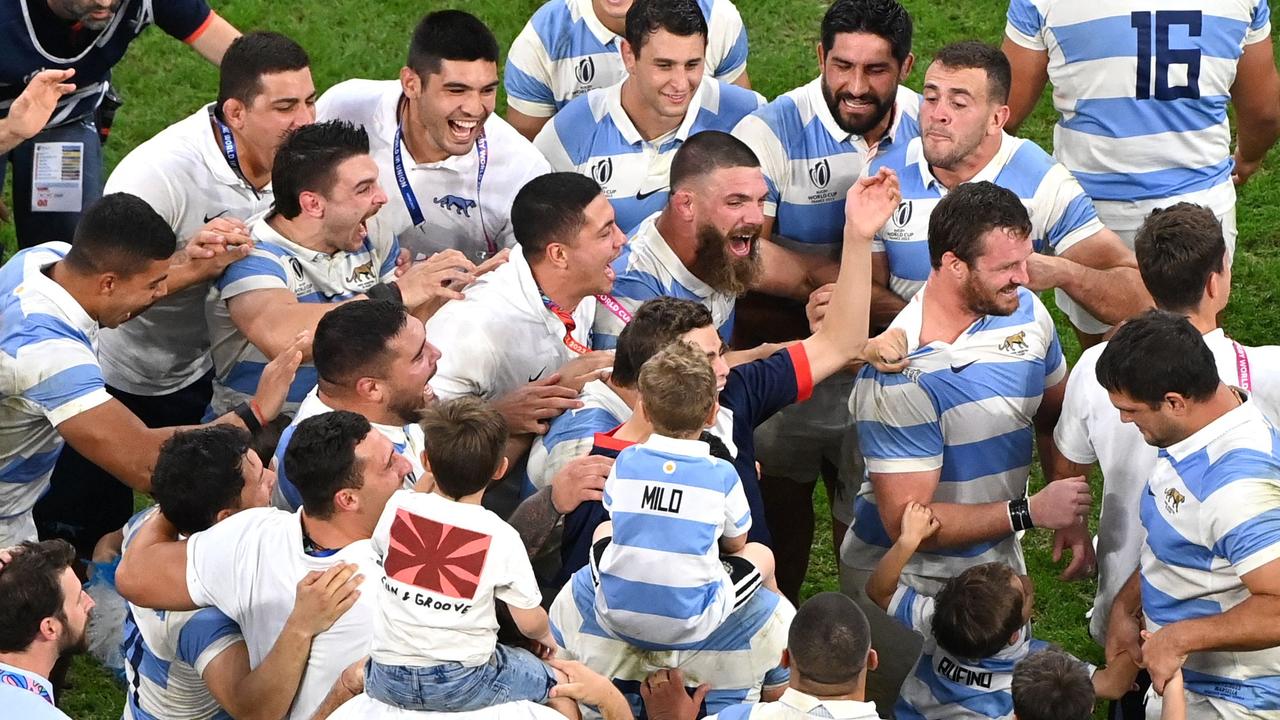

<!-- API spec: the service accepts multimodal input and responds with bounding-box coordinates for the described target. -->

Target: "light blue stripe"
[1139,572,1222,626]
[884,237,933,283]
[0,446,62,484]
[1139,480,1217,571]
[0,313,92,357]
[901,653,1013,718]
[544,407,622,450]
[716,25,749,78]
[1073,157,1233,202]
[1212,507,1280,566]
[939,427,1033,484]
[599,573,720,620]
[216,253,286,291]
[857,419,943,462]
[504,61,556,105]
[992,141,1056,199]
[610,510,719,555]
[23,363,104,410]
[175,608,240,666]
[1182,668,1280,710]
[1051,15,1250,64]
[1194,445,1280,500]
[1006,0,1043,38]
[1044,193,1098,250]
[1062,96,1229,139]
[616,448,736,493]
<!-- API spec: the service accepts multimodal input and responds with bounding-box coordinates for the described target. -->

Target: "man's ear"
[492,456,510,480]
[400,66,422,98]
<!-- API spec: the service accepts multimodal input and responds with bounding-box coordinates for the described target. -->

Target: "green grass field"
[8,0,1279,718]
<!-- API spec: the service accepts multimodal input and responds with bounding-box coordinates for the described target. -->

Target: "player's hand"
[1141,628,1188,695]
[806,283,834,333]
[1024,252,1066,292]
[182,217,254,279]
[551,455,612,514]
[393,247,412,277]
[843,167,901,241]
[252,332,309,421]
[1105,599,1145,669]
[476,247,511,276]
[530,632,559,660]
[549,658,629,712]
[898,502,940,548]
[1052,519,1096,581]
[640,669,707,720]
[555,351,614,394]
[1028,476,1092,530]
[6,68,76,142]
[397,249,478,309]
[1233,148,1262,186]
[494,373,584,434]
[287,562,364,637]
[338,656,367,697]
[861,328,909,373]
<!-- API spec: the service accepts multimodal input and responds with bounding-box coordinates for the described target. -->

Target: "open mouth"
[728,231,755,258]
[447,118,479,142]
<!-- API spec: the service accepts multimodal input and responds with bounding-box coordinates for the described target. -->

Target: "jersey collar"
[1162,393,1261,463]
[511,246,580,342]
[633,212,719,301]
[22,243,97,336]
[606,78,711,147]
[576,0,619,46]
[917,131,1016,193]
[581,378,633,421]
[302,386,412,448]
[776,688,881,720]
[643,432,711,457]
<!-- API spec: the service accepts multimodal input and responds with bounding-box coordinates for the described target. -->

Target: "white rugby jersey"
[1056,329,1280,643]
[1004,0,1271,232]
[869,133,1104,303]
[710,689,881,720]
[0,243,111,530]
[122,508,243,720]
[185,507,380,720]
[534,78,764,233]
[592,212,735,350]
[731,80,921,247]
[99,103,276,396]
[1139,398,1280,714]
[843,287,1066,585]
[316,79,550,263]
[271,387,425,511]
[550,566,793,720]
[425,246,596,402]
[504,0,749,118]
[207,218,399,417]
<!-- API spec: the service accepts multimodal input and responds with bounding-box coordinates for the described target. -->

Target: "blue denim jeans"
[365,643,557,712]
[0,114,104,251]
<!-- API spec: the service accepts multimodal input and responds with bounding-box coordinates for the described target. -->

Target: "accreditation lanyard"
[1233,340,1253,391]
[595,292,633,324]
[540,291,591,355]
[209,108,259,198]
[393,123,495,257]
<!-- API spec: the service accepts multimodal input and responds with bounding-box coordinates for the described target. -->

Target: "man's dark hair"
[420,398,509,499]
[284,411,372,519]
[407,10,499,78]
[217,31,310,108]
[788,592,873,685]
[1135,203,1227,314]
[1012,649,1096,720]
[512,172,603,259]
[1096,309,1220,407]
[932,562,1025,659]
[625,0,709,56]
[821,0,913,64]
[0,540,77,653]
[315,300,410,387]
[928,181,1031,269]
[152,426,254,536]
[64,193,176,277]
[670,131,760,191]
[932,41,1012,105]
[272,120,370,219]
[613,297,715,387]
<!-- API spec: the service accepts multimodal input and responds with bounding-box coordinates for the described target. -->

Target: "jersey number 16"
[1131,10,1202,100]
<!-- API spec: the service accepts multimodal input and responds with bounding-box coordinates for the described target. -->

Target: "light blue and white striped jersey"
[1004,0,1271,232]
[710,688,882,720]
[206,218,399,417]
[869,133,1104,302]
[888,584,1063,720]
[550,565,793,720]
[0,243,112,531]
[732,80,921,246]
[843,287,1067,585]
[534,79,764,233]
[121,508,243,720]
[592,212,735,350]
[1140,398,1280,713]
[527,379,631,495]
[597,434,752,647]
[505,0,749,118]
[271,387,424,511]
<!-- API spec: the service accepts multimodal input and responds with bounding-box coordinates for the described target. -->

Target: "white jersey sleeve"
[1032,163,1105,256]
[1053,346,1102,465]
[1003,0,1048,50]
[18,327,111,427]
[731,113,789,219]
[705,0,750,83]
[886,583,935,634]
[504,20,559,119]
[185,509,265,616]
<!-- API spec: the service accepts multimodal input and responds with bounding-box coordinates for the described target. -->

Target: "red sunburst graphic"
[383,509,492,600]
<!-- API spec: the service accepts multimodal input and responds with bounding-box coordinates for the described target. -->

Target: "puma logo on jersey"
[434,195,477,217]
[999,331,1029,356]
[1164,488,1186,514]
[348,261,376,285]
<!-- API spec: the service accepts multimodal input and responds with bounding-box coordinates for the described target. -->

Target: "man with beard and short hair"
[728,0,919,604]
[0,0,242,249]
[592,130,763,351]
[271,300,438,511]
[317,10,550,263]
[841,181,1092,714]
[868,41,1150,347]
[0,539,94,719]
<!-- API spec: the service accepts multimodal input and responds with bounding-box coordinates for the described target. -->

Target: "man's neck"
[433,487,484,505]
[613,412,654,443]
[316,386,404,427]
[619,80,684,142]
[929,133,1002,191]
[222,123,273,191]
[530,263,587,313]
[1173,384,1245,445]
[789,677,866,703]
[654,209,699,270]
[1185,306,1221,336]
[46,261,101,326]
[604,379,639,409]
[267,214,333,255]
[859,106,896,148]
[917,276,982,346]
[0,648,57,684]
[399,98,452,164]
[299,510,366,552]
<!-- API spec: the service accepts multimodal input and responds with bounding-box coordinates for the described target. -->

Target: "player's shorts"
[589,538,762,612]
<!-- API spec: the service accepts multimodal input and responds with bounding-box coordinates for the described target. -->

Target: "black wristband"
[367,281,403,305]
[1008,496,1034,532]
[233,401,263,436]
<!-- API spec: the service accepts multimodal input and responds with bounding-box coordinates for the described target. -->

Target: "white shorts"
[1144,683,1280,720]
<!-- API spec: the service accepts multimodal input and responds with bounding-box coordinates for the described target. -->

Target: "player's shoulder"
[711,79,765,115]
[112,105,211,173]
[318,78,397,121]
[482,113,548,159]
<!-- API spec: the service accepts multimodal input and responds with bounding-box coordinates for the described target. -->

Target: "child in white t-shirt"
[366,398,576,718]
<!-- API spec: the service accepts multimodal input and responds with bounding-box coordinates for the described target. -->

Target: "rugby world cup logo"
[809,158,831,189]
[575,57,596,86]
[892,201,913,228]
[592,157,613,186]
